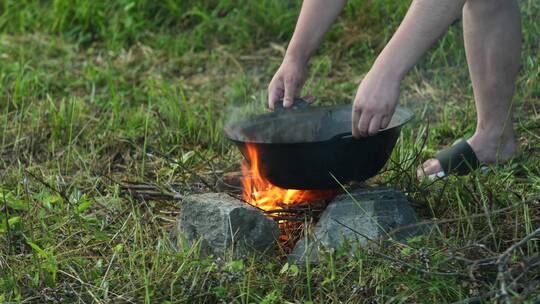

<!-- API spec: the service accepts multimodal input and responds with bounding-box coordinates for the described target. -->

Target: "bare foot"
[417,133,516,178]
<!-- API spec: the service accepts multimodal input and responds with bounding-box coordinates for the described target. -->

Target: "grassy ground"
[1,0,539,303]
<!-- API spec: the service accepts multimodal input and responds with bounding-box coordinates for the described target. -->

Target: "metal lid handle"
[273,97,310,112]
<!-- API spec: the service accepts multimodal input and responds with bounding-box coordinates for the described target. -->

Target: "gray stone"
[289,187,425,263]
[175,193,279,257]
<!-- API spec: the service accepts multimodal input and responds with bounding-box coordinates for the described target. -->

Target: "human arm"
[352,0,466,137]
[268,0,347,109]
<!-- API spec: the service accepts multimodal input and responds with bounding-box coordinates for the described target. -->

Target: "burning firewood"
[240,143,338,212]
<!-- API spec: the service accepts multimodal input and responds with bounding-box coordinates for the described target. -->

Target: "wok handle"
[273,97,310,112]
[331,132,354,141]
[332,128,392,140]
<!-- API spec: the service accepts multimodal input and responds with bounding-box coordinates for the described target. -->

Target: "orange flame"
[241,143,337,211]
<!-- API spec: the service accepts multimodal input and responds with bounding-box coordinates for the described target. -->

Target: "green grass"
[1,0,539,303]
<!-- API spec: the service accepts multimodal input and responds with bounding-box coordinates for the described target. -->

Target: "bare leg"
[418,0,521,177]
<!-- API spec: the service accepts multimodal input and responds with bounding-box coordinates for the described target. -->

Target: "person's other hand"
[352,70,401,137]
[268,57,309,110]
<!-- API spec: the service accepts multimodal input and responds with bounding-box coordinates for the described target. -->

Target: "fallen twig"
[496,227,540,301]
[146,147,245,203]
[24,169,71,204]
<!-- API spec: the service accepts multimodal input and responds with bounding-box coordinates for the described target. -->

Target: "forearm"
[373,0,466,81]
[285,0,348,63]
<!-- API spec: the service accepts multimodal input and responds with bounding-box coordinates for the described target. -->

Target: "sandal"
[425,139,481,179]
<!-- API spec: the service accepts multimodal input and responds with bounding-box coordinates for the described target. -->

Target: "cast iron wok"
[224,100,413,189]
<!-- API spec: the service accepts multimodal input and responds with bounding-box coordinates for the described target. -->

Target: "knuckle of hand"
[363,106,376,115]
[368,104,387,114]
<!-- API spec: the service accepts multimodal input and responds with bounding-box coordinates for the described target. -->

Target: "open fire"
[241,143,338,212]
